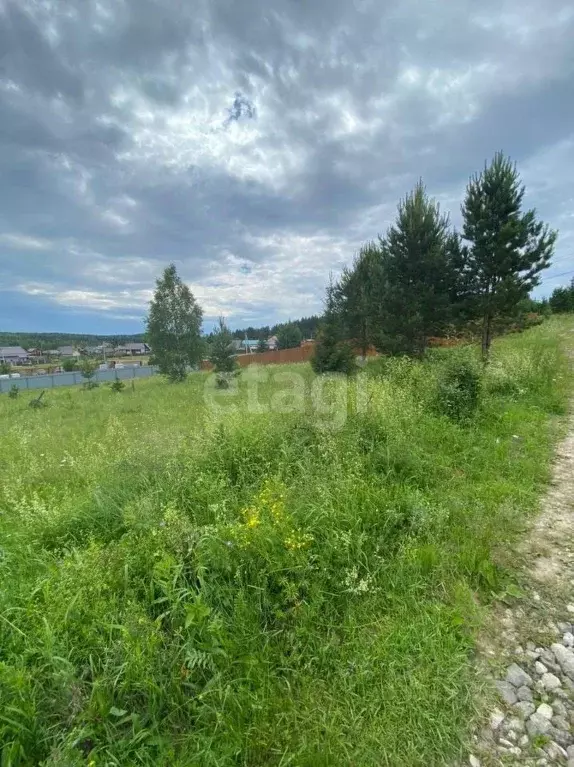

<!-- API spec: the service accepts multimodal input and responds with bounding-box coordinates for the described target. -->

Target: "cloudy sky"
[0,0,573,334]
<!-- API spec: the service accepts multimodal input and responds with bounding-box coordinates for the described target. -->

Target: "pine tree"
[462,152,556,359]
[209,317,238,388]
[312,281,356,375]
[337,242,382,358]
[376,181,457,356]
[256,338,267,353]
[146,264,204,382]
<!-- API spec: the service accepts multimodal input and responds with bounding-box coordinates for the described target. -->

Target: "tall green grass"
[0,318,572,766]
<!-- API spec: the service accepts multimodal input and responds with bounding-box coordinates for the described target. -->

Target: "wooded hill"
[0,332,146,349]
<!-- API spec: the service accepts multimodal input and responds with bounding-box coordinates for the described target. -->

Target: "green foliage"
[28,390,46,408]
[461,152,556,359]
[79,357,99,389]
[0,361,10,375]
[8,384,19,399]
[374,182,460,355]
[337,242,382,356]
[256,338,268,353]
[0,318,571,765]
[435,352,482,422]
[110,377,126,393]
[146,263,204,382]
[319,154,557,365]
[209,317,239,388]
[79,357,97,379]
[0,332,145,350]
[277,322,303,349]
[550,278,574,313]
[232,316,320,343]
[61,358,78,372]
[312,282,356,375]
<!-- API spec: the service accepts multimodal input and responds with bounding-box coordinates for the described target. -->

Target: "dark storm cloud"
[0,0,573,331]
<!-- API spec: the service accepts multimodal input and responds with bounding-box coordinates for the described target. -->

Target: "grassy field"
[0,318,572,766]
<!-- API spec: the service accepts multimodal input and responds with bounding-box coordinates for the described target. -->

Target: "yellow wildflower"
[244,508,261,528]
[284,530,314,551]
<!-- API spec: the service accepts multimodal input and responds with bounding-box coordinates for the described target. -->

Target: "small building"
[267,335,278,351]
[0,346,30,364]
[230,339,259,354]
[114,342,150,356]
[241,339,259,353]
[85,343,114,356]
[58,346,81,358]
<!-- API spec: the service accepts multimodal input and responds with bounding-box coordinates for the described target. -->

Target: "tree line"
[313,152,557,372]
[145,267,315,382]
[145,152,560,382]
[0,332,145,350]
[549,278,574,313]
[229,316,321,343]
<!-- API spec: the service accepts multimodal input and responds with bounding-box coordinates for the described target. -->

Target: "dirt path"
[468,406,574,766]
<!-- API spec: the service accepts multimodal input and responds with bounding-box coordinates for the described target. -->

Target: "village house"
[0,346,30,364]
[58,346,81,358]
[114,342,151,356]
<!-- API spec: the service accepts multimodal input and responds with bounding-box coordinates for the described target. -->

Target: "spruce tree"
[312,281,356,375]
[146,264,204,382]
[209,317,239,388]
[376,181,456,356]
[337,242,382,358]
[462,152,556,359]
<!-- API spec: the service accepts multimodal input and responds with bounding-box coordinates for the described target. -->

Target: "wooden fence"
[200,341,381,371]
[201,343,317,371]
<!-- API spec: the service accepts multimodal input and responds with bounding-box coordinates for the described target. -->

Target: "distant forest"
[0,332,146,349]
[229,316,321,340]
[0,316,321,350]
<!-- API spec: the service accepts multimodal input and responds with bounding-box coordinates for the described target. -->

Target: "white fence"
[0,365,157,394]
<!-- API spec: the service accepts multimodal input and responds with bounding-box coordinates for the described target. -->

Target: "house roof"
[0,346,28,357]
[0,346,29,357]
[122,342,148,351]
[241,339,260,347]
[58,346,77,355]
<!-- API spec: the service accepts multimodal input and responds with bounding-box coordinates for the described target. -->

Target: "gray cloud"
[0,0,573,331]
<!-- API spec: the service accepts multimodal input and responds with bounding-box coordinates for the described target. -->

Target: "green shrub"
[61,358,77,372]
[8,384,19,399]
[110,378,125,393]
[436,356,482,422]
[312,339,356,375]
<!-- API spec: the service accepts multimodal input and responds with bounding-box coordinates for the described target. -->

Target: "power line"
[541,268,574,283]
